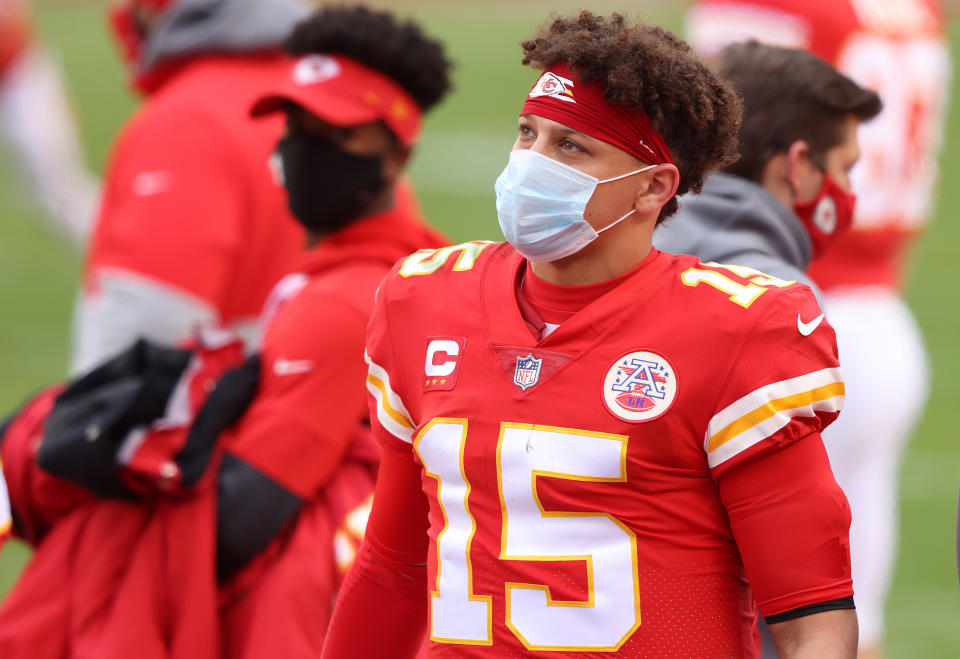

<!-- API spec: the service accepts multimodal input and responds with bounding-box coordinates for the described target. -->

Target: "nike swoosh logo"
[273,359,314,376]
[797,313,825,336]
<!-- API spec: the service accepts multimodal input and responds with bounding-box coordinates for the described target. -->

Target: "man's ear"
[633,164,681,216]
[786,140,813,198]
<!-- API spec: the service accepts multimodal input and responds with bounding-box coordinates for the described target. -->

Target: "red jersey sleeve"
[364,270,419,450]
[226,295,370,500]
[705,285,843,477]
[86,103,245,307]
[707,285,852,616]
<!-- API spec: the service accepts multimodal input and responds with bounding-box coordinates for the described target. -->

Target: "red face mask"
[793,171,856,258]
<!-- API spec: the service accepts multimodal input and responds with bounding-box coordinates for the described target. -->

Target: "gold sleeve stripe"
[365,352,415,444]
[705,367,844,469]
[708,382,845,451]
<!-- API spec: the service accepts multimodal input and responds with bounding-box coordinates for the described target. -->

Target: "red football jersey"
[364,243,850,657]
[686,0,950,291]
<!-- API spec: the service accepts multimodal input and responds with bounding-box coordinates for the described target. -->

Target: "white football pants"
[821,288,930,648]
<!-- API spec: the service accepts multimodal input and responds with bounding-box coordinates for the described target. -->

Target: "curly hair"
[284,5,452,113]
[521,11,742,220]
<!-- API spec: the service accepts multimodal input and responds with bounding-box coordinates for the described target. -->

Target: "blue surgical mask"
[494,149,656,262]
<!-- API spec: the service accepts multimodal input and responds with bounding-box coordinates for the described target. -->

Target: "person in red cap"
[323,11,858,658]
[72,0,428,375]
[214,6,450,656]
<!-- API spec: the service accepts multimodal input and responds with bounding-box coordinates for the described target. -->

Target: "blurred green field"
[0,1,958,655]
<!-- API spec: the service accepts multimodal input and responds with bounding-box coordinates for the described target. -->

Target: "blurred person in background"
[0,0,99,246]
[686,1,950,656]
[0,6,451,656]
[656,42,881,296]
[218,6,449,656]
[74,0,427,375]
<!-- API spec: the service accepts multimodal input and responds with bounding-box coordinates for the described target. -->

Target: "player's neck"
[529,221,654,285]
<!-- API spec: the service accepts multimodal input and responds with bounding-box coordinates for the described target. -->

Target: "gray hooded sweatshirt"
[140,0,310,74]
[654,172,821,300]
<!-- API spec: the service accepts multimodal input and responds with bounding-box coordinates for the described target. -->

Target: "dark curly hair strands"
[284,5,452,113]
[521,11,742,220]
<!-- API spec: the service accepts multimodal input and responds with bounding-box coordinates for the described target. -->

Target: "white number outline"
[496,422,641,652]
[414,418,493,646]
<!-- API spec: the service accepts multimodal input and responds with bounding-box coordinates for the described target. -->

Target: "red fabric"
[251,54,422,145]
[85,53,305,327]
[718,431,852,617]
[321,436,431,658]
[0,0,31,79]
[86,53,425,330]
[218,204,446,657]
[0,390,222,659]
[0,339,248,658]
[226,203,447,499]
[522,61,675,166]
[520,251,657,324]
[1,387,93,546]
[0,492,220,659]
[358,243,849,656]
[689,0,948,291]
[322,543,428,659]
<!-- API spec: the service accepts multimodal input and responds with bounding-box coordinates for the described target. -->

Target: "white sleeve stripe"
[364,352,415,444]
[706,395,844,469]
[705,367,843,449]
[0,466,11,536]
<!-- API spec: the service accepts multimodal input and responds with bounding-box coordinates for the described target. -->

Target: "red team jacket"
[219,201,447,658]
[0,204,446,658]
[687,0,949,291]
[362,243,852,657]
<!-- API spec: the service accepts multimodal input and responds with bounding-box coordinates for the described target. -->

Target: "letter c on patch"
[425,340,460,377]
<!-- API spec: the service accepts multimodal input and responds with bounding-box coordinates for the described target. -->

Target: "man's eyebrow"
[518,113,592,140]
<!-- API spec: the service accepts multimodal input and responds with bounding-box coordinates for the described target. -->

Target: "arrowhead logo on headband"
[529,73,576,103]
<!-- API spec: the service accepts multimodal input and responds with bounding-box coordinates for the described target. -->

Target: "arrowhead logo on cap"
[293,54,342,86]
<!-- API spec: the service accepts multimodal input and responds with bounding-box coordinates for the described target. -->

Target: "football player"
[685,2,949,655]
[323,11,856,658]
[0,0,99,246]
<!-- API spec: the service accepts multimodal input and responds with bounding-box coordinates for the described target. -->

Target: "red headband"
[521,62,675,167]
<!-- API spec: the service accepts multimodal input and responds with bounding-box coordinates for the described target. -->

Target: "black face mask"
[276,131,386,234]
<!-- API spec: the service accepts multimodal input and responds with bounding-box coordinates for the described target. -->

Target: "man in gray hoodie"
[655,42,882,301]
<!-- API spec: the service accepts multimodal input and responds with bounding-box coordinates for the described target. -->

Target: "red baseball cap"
[250,53,422,145]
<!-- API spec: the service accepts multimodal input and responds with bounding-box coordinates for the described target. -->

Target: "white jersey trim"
[365,351,415,444]
[0,465,11,538]
[706,367,845,468]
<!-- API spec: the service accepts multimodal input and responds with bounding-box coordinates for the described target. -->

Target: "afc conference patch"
[602,351,678,422]
[513,354,542,391]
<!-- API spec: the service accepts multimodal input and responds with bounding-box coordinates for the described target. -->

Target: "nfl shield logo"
[514,354,542,391]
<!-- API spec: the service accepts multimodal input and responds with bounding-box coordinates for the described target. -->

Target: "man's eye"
[559,139,580,151]
[518,125,533,137]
